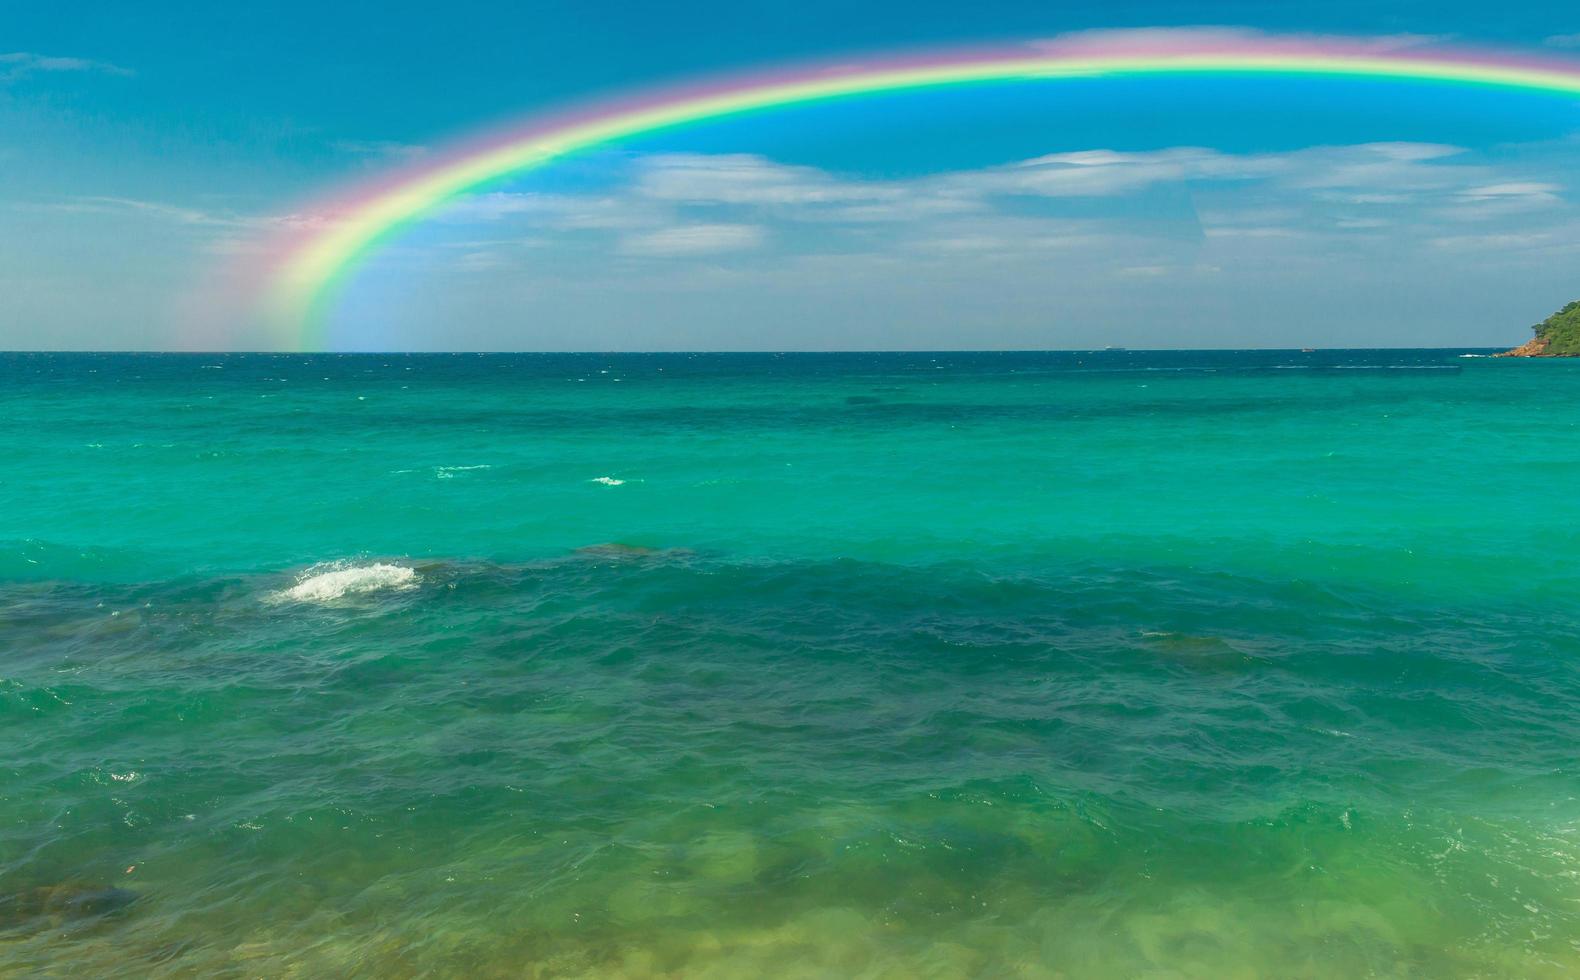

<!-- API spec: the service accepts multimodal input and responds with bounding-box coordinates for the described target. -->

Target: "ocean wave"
[435,465,491,479]
[269,561,420,603]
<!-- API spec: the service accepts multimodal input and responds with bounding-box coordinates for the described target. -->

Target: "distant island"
[1497,300,1580,357]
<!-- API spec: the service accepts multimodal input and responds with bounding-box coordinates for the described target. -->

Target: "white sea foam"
[271,562,419,603]
[435,464,492,479]
[591,476,626,486]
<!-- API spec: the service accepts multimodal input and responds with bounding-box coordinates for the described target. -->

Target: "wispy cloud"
[1456,181,1563,200]
[623,143,1507,219]
[1543,33,1580,48]
[620,223,765,255]
[397,140,1570,277]
[1287,143,1465,189]
[1429,230,1564,251]
[1440,181,1563,220]
[438,191,665,231]
[630,142,1549,227]
[0,51,133,81]
[634,153,905,206]
[332,139,427,160]
[16,195,338,257]
[952,147,1281,197]
[27,138,1571,312]
[27,196,246,226]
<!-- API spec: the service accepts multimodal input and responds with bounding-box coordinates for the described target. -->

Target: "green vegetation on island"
[1500,300,1580,357]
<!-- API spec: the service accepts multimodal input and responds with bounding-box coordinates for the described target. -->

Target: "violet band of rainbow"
[263,39,1580,344]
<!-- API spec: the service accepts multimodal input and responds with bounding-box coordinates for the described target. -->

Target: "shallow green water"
[3,350,1579,977]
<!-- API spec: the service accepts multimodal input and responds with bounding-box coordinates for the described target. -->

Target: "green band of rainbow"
[262,35,1580,346]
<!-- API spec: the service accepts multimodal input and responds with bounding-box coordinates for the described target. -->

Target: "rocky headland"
[1498,300,1580,357]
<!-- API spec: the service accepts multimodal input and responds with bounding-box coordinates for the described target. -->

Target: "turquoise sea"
[4,349,1580,977]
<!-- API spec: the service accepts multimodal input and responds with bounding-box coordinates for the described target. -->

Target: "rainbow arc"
[255,33,1580,346]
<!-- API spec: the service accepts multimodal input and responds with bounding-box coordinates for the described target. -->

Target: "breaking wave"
[270,561,420,603]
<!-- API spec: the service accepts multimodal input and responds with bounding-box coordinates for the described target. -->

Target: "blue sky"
[4,1,1580,349]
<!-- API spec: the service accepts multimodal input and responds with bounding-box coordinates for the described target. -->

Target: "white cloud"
[620,223,765,255]
[1201,226,1302,239]
[617,142,1528,230]
[634,153,902,206]
[898,215,1121,255]
[913,234,1014,253]
[1318,193,1414,205]
[16,196,344,259]
[816,198,980,222]
[384,141,1571,277]
[1285,143,1466,193]
[1455,182,1562,201]
[454,250,513,271]
[1429,230,1561,251]
[436,191,556,222]
[1438,182,1564,221]
[332,139,427,160]
[28,196,245,227]
[438,191,666,231]
[629,154,982,226]
[956,147,1283,198]
[631,147,1275,214]
[0,51,132,80]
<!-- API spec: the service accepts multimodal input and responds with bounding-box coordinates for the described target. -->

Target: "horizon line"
[0,345,1513,356]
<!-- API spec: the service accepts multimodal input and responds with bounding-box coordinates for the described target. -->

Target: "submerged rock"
[62,887,139,917]
[0,883,139,927]
[1139,631,1253,670]
[574,543,693,561]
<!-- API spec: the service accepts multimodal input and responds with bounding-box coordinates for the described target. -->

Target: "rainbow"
[258,30,1580,345]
